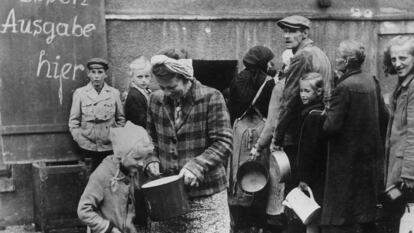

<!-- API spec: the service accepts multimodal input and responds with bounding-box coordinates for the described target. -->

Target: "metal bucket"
[271,150,291,182]
[236,160,269,194]
[141,175,190,221]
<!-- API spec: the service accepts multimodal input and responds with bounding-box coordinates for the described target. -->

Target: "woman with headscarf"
[144,49,232,233]
[229,46,276,123]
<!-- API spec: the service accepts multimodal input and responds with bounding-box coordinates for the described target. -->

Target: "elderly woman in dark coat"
[322,40,389,233]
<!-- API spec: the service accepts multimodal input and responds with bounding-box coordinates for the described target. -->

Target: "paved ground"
[0,225,85,233]
[0,225,39,233]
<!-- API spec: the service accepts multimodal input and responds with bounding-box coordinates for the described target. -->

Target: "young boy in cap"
[69,57,125,172]
[125,56,152,128]
[78,121,153,233]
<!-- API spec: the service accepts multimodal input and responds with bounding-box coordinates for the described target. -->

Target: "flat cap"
[277,15,310,29]
[86,57,109,70]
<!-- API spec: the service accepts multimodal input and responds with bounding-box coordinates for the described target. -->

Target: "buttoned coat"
[145,80,232,197]
[125,86,149,128]
[69,83,125,152]
[386,73,414,188]
[322,70,389,225]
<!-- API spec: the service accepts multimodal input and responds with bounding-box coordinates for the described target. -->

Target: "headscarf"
[150,54,194,80]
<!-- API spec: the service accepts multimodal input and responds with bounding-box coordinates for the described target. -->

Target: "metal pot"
[271,150,291,182]
[141,175,190,221]
[236,160,269,194]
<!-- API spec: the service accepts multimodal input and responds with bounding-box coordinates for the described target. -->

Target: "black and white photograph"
[0,0,413,233]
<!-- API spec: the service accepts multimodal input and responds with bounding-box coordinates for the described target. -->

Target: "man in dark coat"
[322,40,389,233]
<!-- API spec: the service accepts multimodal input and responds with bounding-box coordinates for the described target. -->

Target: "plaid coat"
[145,80,232,197]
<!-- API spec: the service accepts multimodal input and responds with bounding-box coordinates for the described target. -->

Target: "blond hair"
[300,72,324,97]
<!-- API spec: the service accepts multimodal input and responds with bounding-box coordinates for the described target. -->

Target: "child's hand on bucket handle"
[146,162,161,178]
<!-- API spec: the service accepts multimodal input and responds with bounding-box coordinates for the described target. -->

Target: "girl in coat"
[296,72,327,233]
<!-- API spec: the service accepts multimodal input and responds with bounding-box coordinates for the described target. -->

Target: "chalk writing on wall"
[0,0,107,163]
[0,0,105,109]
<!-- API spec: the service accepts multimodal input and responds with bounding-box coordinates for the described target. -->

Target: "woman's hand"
[179,168,199,187]
[250,145,261,160]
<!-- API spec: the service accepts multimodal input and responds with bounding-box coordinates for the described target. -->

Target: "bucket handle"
[146,200,152,212]
[306,186,316,201]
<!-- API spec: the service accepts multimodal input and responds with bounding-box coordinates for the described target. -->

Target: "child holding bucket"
[77,121,153,233]
[296,72,327,233]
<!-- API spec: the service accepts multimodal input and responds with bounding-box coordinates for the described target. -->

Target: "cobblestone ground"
[0,225,85,233]
[0,225,39,233]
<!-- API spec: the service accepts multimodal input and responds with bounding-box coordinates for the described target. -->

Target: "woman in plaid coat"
[144,50,233,233]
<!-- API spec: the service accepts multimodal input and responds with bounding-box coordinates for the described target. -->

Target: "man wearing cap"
[144,49,232,232]
[69,58,125,172]
[274,15,332,183]
[273,15,331,233]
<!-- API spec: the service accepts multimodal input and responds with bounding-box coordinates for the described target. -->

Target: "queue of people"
[68,14,414,233]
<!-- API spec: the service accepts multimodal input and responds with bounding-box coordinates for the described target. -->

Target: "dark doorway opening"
[193,60,238,93]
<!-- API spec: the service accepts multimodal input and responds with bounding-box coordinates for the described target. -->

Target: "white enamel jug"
[282,187,321,224]
[400,203,414,233]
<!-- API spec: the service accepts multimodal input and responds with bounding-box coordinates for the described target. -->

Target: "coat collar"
[400,73,414,88]
[301,101,324,117]
[294,38,314,54]
[85,82,111,92]
[392,73,414,102]
[158,79,205,105]
[85,82,112,101]
[336,68,362,85]
[130,83,150,101]
[156,79,205,131]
